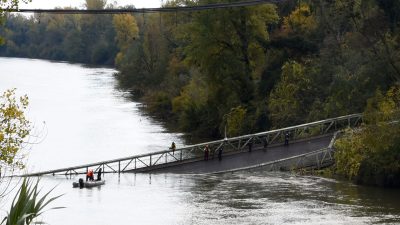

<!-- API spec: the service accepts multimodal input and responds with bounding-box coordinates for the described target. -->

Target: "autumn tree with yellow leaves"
[0,89,31,176]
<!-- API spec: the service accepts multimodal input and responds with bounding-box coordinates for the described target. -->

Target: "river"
[0,57,399,225]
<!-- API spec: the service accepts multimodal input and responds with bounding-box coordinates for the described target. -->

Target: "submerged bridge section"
[23,114,362,177]
[150,134,337,174]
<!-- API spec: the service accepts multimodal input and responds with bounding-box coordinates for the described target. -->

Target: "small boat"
[73,179,105,188]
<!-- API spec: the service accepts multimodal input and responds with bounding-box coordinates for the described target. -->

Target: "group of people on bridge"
[168,132,290,163]
[203,144,223,161]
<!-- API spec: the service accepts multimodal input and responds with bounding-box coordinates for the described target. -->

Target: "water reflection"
[0,57,184,172]
[1,167,398,225]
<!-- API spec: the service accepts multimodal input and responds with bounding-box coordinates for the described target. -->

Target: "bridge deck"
[150,135,333,174]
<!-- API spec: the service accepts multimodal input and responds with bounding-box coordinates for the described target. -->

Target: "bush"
[334,86,400,187]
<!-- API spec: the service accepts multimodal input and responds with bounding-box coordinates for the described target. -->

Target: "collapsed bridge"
[22,114,361,176]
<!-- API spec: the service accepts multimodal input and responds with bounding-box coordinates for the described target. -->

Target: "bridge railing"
[212,131,342,174]
[23,114,362,176]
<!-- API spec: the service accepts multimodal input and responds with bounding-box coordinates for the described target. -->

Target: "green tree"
[0,0,31,45]
[268,61,315,127]
[335,86,400,187]
[225,106,247,137]
[113,14,138,67]
[179,0,279,136]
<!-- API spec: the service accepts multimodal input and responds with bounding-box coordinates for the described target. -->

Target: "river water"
[0,57,399,225]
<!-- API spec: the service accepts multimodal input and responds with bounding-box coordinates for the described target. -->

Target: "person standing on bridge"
[204,145,210,161]
[248,140,253,152]
[170,142,176,155]
[218,146,223,161]
[284,132,290,146]
[263,138,268,151]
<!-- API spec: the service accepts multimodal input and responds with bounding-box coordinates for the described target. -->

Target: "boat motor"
[79,178,84,188]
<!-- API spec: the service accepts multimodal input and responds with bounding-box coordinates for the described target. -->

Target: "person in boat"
[169,142,176,155]
[86,169,94,181]
[96,168,102,181]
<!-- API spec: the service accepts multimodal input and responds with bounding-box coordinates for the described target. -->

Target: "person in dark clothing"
[169,142,176,155]
[284,132,289,146]
[218,146,223,161]
[204,145,210,161]
[96,168,102,181]
[78,178,84,188]
[263,138,268,151]
[248,140,253,152]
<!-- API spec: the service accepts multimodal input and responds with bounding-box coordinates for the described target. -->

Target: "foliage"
[171,72,209,133]
[282,3,317,37]
[113,14,139,67]
[0,89,30,170]
[0,0,30,45]
[175,0,279,136]
[225,106,247,137]
[268,61,314,127]
[334,86,400,187]
[1,0,400,139]
[0,0,117,65]
[1,178,63,225]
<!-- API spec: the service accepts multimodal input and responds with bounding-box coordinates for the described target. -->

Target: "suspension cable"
[1,0,285,14]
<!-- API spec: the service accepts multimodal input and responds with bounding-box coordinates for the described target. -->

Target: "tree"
[268,61,315,128]
[113,14,139,67]
[0,89,31,175]
[334,86,400,187]
[79,0,116,64]
[225,106,247,137]
[282,3,317,37]
[0,91,62,225]
[179,0,279,136]
[0,0,31,45]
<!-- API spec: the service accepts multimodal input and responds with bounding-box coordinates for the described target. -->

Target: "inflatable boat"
[73,179,105,188]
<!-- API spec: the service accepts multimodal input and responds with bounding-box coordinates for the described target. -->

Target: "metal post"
[180,150,182,161]
[118,161,121,173]
[135,158,137,169]
[150,155,152,166]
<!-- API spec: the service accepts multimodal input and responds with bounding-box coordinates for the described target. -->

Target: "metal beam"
[3,0,285,14]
